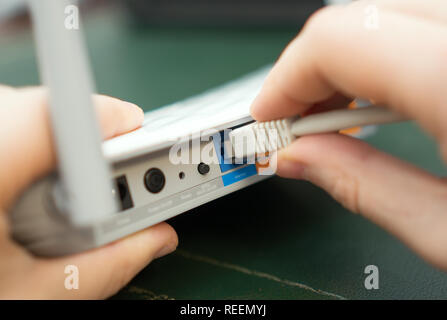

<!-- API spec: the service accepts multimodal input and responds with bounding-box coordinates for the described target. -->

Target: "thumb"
[277,133,447,269]
[0,87,144,209]
[34,222,178,299]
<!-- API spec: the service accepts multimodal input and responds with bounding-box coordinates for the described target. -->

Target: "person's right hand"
[251,0,447,269]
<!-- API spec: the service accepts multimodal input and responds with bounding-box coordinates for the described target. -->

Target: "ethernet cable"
[229,105,407,161]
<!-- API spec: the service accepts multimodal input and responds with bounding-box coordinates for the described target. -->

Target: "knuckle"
[328,172,361,214]
[299,5,347,59]
[302,5,341,38]
[302,6,332,36]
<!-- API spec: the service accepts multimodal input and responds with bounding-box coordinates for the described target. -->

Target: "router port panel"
[112,139,221,212]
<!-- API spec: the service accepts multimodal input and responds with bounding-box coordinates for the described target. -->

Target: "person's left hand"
[0,85,178,299]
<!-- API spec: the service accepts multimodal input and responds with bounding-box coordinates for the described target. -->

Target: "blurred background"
[0,0,335,27]
[1,0,447,300]
[0,0,328,108]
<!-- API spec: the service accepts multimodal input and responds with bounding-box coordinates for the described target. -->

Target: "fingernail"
[154,243,177,259]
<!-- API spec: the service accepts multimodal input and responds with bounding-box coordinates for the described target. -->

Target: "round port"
[179,172,185,180]
[197,162,210,175]
[144,168,165,193]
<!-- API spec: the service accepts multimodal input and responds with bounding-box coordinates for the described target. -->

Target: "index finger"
[251,3,447,141]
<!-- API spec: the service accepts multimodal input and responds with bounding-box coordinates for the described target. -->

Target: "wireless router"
[10,0,271,256]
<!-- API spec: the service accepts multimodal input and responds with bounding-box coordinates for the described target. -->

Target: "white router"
[10,0,271,256]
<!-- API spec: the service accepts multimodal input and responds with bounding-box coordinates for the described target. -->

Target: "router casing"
[11,67,271,256]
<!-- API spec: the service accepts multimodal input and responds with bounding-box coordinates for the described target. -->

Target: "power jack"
[144,168,166,193]
[197,162,210,175]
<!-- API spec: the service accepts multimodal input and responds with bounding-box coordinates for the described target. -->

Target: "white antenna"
[28,0,117,225]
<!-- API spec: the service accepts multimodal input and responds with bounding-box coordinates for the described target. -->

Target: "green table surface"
[1,9,447,300]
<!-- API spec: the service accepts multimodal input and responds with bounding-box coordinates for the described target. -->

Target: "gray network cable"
[229,106,407,160]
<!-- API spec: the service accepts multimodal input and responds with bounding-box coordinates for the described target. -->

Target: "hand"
[251,0,447,269]
[0,85,178,299]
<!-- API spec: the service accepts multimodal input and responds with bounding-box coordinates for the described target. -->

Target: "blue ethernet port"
[213,122,254,173]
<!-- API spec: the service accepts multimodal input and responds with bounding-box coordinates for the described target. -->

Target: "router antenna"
[28,0,117,225]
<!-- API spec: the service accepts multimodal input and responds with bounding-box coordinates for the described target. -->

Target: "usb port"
[115,175,134,211]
